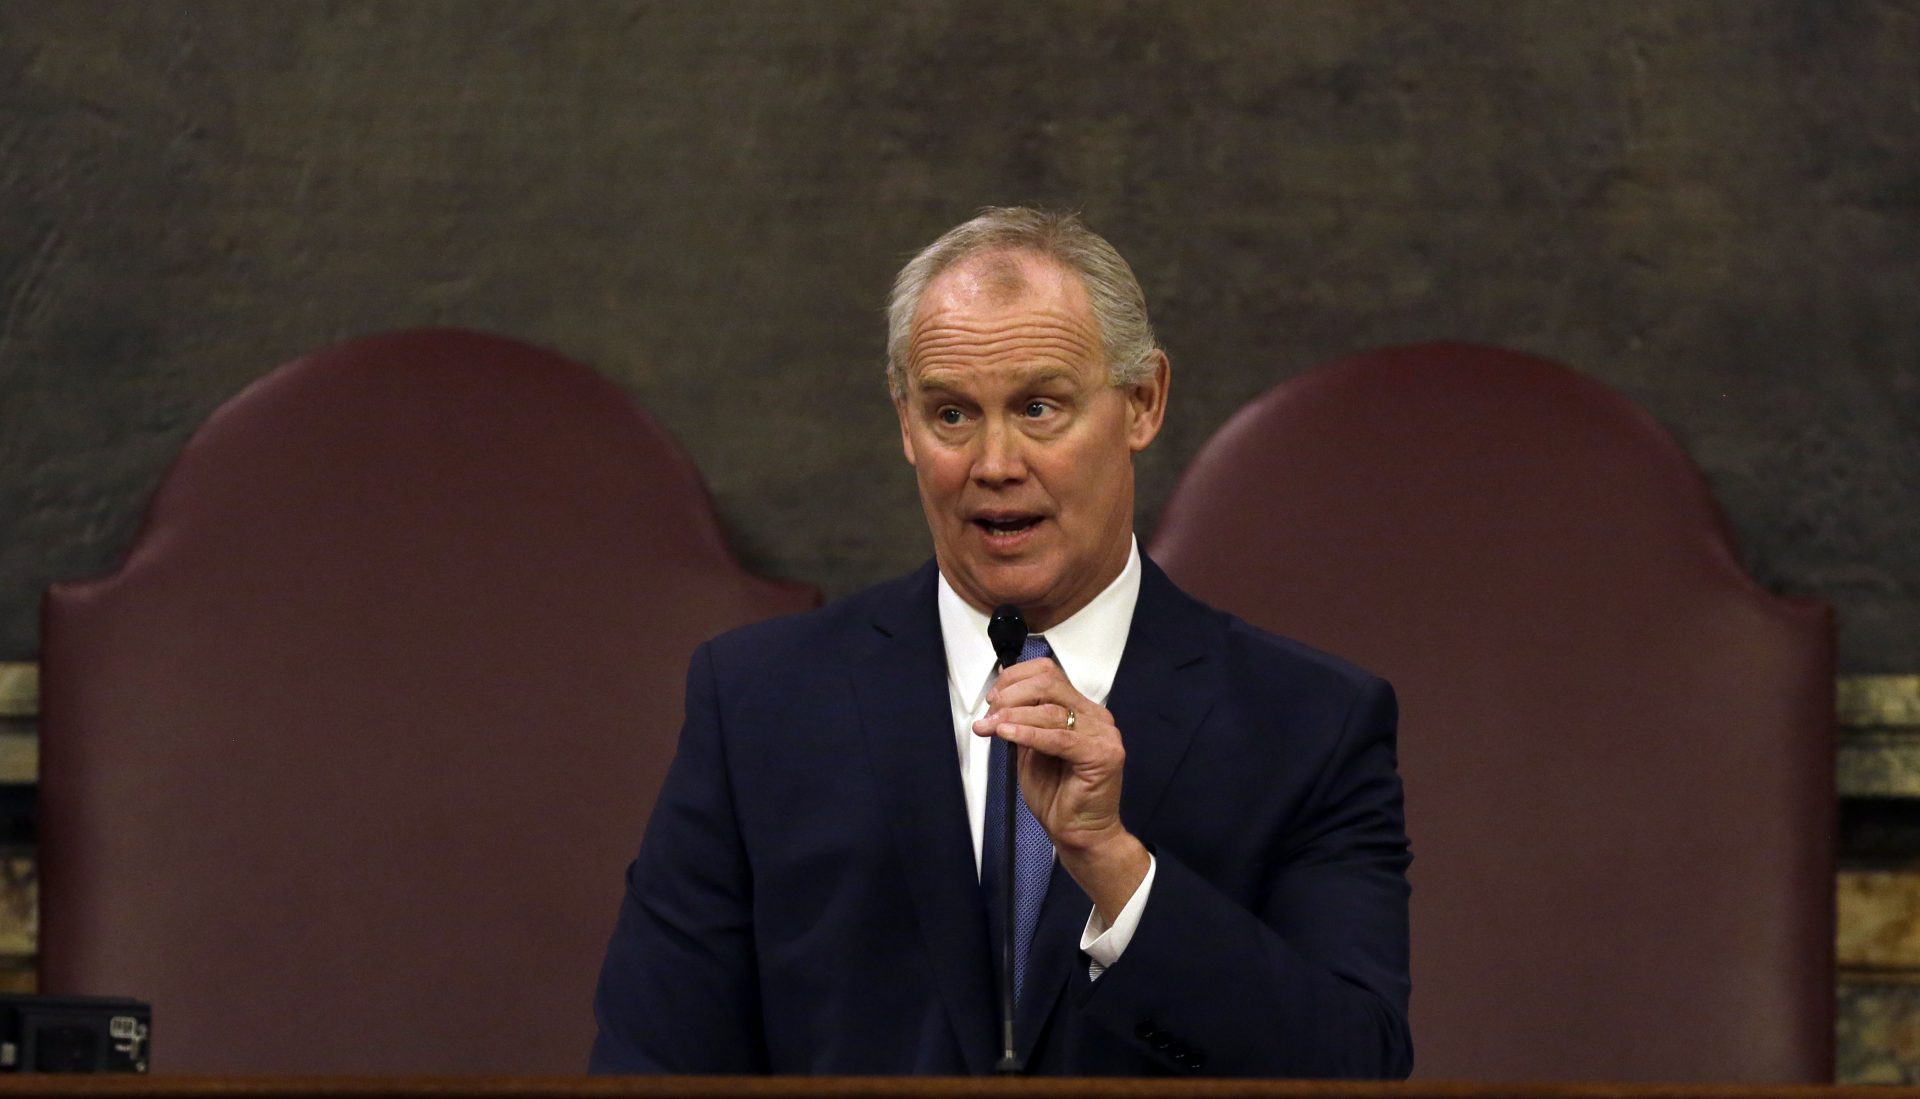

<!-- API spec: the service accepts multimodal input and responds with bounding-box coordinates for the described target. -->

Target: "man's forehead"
[917,249,1090,318]
[904,267,1103,394]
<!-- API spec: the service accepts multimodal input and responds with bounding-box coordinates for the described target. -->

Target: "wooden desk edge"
[0,1080,1901,1099]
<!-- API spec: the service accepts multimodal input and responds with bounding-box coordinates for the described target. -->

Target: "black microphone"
[989,604,1027,669]
[986,604,1026,1074]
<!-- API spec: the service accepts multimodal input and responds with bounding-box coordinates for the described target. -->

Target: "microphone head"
[988,604,1027,668]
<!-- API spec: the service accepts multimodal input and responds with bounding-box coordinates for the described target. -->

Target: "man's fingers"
[971,702,1071,734]
[992,657,1056,683]
[982,720,1084,758]
[990,665,1094,712]
[990,658,1071,698]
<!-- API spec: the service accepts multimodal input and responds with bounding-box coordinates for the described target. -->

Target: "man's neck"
[956,542,1135,633]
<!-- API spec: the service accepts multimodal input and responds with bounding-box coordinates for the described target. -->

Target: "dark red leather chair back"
[39,329,817,1073]
[1151,343,1832,1082]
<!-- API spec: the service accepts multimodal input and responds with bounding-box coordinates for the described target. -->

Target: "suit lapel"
[853,562,997,1074]
[1016,554,1219,1060]
[1108,555,1217,831]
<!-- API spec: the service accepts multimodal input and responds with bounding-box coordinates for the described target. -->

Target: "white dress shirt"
[936,536,1158,978]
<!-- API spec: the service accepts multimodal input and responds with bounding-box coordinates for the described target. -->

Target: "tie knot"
[1018,635,1054,664]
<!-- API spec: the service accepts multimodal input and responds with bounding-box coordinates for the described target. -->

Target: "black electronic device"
[986,603,1027,1074]
[0,995,150,1073]
[988,604,1028,669]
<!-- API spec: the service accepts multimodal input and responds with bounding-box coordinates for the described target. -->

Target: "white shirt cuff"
[1079,854,1156,980]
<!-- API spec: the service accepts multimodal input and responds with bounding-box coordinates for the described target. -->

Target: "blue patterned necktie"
[982,634,1058,1008]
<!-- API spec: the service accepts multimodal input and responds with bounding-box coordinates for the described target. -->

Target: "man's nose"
[971,419,1027,485]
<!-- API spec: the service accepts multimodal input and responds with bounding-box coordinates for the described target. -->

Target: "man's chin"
[947,562,1057,617]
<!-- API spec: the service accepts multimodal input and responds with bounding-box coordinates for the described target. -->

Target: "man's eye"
[937,408,966,425]
[1024,402,1051,418]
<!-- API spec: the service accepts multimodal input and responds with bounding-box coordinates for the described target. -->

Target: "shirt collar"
[936,536,1143,712]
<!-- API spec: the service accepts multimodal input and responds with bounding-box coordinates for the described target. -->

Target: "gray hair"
[885,207,1159,399]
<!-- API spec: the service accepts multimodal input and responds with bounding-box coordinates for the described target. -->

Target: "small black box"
[0,995,150,1073]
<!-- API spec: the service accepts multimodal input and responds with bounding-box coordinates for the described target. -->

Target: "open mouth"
[974,515,1043,536]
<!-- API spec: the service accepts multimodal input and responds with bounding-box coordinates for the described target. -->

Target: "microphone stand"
[994,673,1021,1074]
[987,605,1028,1074]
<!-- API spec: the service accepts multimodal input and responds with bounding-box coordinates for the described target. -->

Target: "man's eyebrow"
[912,375,968,398]
[913,366,1082,395]
[1020,367,1079,388]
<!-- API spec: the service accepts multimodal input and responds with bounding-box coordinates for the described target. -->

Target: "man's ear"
[894,395,918,467]
[1124,350,1171,453]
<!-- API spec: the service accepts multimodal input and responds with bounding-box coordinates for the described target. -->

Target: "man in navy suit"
[590,208,1411,1076]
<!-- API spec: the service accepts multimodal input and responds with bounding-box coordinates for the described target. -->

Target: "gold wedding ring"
[1066,708,1077,730]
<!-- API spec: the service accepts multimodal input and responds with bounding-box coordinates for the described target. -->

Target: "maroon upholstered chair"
[39,329,817,1073]
[1151,343,1832,1083]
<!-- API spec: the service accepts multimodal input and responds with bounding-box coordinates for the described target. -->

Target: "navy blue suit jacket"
[590,555,1411,1076]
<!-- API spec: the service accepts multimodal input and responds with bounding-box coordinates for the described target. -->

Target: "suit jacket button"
[1136,1021,1159,1042]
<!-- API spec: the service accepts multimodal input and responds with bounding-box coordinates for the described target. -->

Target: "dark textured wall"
[2,1,1915,670]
